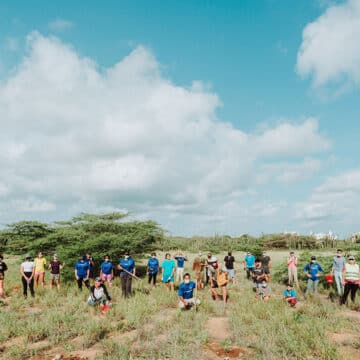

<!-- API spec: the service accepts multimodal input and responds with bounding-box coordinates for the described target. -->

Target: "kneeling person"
[88,277,111,309]
[283,283,297,307]
[257,279,271,301]
[178,273,198,310]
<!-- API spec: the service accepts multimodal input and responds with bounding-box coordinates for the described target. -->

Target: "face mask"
[337,254,341,257]
[262,284,267,288]
[198,253,202,256]
[125,256,129,259]
[311,260,316,263]
[105,259,109,262]
[152,255,156,258]
[184,279,190,284]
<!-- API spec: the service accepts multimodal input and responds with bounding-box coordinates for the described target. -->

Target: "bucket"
[325,275,333,284]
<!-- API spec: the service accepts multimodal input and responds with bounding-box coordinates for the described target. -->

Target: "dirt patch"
[330,332,357,345]
[207,342,248,359]
[342,310,360,322]
[206,317,231,341]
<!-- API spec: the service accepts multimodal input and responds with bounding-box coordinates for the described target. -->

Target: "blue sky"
[0,0,359,237]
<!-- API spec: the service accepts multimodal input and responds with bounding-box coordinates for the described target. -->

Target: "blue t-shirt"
[75,260,90,278]
[178,281,196,299]
[161,259,176,280]
[147,258,159,274]
[175,256,187,268]
[119,257,135,274]
[304,263,323,281]
[283,289,297,298]
[100,261,113,275]
[245,255,255,268]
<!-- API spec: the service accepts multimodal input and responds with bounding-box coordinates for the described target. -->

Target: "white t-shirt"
[93,287,105,300]
[21,261,35,273]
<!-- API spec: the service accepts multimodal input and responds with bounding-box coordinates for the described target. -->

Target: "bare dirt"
[204,317,249,359]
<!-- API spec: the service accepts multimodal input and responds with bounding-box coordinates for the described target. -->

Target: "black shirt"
[224,256,235,270]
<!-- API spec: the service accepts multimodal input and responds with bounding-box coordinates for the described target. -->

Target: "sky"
[0,0,360,237]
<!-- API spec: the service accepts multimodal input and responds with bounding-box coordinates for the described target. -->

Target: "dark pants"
[246,267,254,279]
[148,273,157,285]
[22,272,35,298]
[121,274,133,297]
[77,277,90,290]
[341,283,359,304]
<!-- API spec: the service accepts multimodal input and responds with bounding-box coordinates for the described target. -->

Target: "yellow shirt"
[34,257,47,272]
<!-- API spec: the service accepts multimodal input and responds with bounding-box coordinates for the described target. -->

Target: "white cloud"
[48,19,74,32]
[0,32,331,232]
[259,158,322,185]
[295,169,360,231]
[13,199,57,213]
[297,0,360,88]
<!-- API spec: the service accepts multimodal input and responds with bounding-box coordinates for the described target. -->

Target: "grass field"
[0,251,360,359]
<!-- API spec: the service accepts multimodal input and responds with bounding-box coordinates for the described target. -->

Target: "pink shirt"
[287,256,298,270]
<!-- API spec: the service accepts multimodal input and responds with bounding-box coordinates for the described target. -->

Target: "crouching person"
[178,273,199,310]
[257,279,271,301]
[88,277,111,315]
[283,283,298,307]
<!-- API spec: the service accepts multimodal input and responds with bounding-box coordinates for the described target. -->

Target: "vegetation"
[1,215,360,359]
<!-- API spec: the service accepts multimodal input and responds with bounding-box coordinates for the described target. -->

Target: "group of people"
[0,248,359,312]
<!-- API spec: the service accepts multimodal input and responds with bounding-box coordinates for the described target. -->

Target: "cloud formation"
[48,19,74,32]
[297,0,360,89]
[0,32,330,233]
[295,169,360,231]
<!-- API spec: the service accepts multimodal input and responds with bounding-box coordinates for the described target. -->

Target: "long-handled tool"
[118,267,142,280]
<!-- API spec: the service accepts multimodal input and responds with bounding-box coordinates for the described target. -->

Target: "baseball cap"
[311,256,316,260]
[95,277,102,282]
[348,255,355,260]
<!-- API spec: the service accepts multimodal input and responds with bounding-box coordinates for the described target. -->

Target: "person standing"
[261,251,272,281]
[20,254,35,298]
[287,251,299,288]
[49,254,65,290]
[206,253,218,286]
[224,251,236,283]
[331,249,345,296]
[178,273,198,310]
[251,259,266,290]
[147,252,159,285]
[161,253,176,291]
[85,252,95,279]
[341,255,360,305]
[174,252,188,283]
[0,254,8,298]
[118,251,136,298]
[100,255,114,287]
[243,252,255,280]
[74,255,90,291]
[304,256,323,296]
[192,251,205,289]
[34,251,47,289]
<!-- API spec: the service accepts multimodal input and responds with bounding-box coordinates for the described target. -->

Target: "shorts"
[227,269,235,278]
[101,273,113,281]
[35,271,45,276]
[211,280,219,289]
[50,273,60,281]
[0,273,4,281]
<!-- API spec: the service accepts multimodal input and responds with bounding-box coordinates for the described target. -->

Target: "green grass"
[1,251,359,359]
